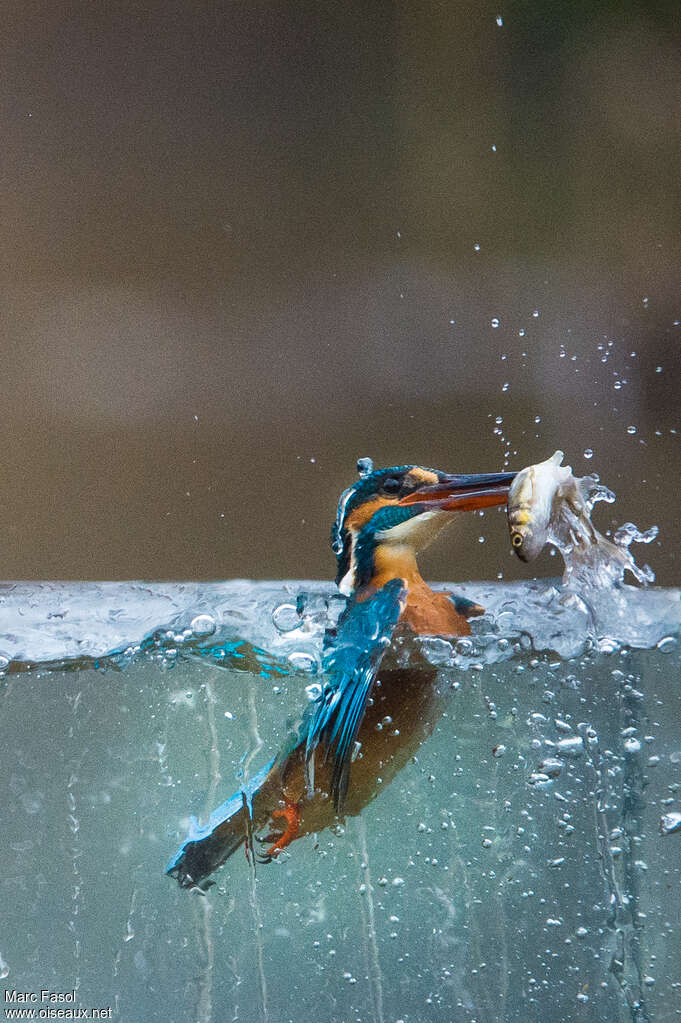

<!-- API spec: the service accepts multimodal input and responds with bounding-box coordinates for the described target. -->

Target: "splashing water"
[546,475,657,591]
[504,452,664,654]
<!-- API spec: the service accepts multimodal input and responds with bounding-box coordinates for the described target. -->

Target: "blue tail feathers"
[166,758,275,889]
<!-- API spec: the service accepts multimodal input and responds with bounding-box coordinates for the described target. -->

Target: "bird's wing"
[304,577,406,812]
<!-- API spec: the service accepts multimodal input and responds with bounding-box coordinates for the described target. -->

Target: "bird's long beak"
[399,471,517,513]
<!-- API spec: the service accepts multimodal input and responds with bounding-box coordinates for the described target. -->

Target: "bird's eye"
[383,477,401,494]
[511,532,524,548]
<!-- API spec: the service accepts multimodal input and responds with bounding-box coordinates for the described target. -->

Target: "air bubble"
[583,448,593,459]
[557,736,584,757]
[491,318,500,328]
[660,812,681,836]
[272,603,301,632]
[190,614,216,638]
[287,651,317,673]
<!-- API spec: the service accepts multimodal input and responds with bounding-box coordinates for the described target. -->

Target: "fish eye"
[511,532,523,548]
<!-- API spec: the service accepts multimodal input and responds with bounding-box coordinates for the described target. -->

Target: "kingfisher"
[167,459,515,890]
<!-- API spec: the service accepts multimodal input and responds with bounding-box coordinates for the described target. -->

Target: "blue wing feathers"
[167,579,405,886]
[305,578,405,811]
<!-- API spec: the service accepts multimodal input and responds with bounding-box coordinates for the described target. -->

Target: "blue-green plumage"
[167,459,515,889]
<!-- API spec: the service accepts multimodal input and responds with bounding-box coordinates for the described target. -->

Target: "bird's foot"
[255,801,301,864]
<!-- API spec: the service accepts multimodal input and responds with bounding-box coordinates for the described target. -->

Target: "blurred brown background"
[1,1,679,584]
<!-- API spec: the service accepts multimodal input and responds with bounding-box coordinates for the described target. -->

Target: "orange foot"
[258,801,301,862]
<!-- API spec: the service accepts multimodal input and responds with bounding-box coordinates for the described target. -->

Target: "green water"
[2,605,680,1022]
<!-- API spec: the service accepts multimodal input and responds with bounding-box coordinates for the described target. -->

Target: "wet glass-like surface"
[1,581,680,1022]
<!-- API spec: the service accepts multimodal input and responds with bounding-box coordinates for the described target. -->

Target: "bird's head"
[332,458,516,594]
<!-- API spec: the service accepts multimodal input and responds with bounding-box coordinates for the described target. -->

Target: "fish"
[507,451,595,562]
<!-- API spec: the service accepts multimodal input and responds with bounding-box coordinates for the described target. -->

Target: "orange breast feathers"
[400,581,472,638]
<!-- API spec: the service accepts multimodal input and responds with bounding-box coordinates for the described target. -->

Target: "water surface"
[1,581,680,1022]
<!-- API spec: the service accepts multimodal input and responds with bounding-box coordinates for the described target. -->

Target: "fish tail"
[166,758,275,889]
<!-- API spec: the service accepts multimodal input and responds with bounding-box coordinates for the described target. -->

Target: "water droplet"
[518,328,525,337]
[496,14,503,26]
[502,382,509,392]
[223,710,233,719]
[474,242,481,251]
[623,737,642,754]
[583,448,593,459]
[492,744,506,758]
[491,317,500,328]
[392,877,405,887]
[495,415,503,424]
[627,425,637,435]
[305,682,322,701]
[656,636,677,654]
[534,415,541,423]
[532,309,539,318]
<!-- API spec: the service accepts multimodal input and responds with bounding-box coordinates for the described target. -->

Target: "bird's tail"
[166,758,275,889]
